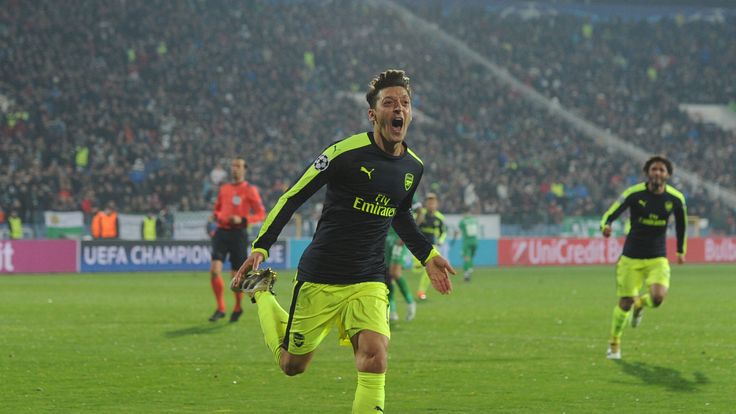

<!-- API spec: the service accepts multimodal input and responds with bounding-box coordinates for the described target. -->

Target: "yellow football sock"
[254,291,288,365]
[610,305,631,342]
[352,372,385,414]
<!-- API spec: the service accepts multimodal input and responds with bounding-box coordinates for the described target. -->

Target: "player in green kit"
[230,70,455,413]
[456,210,479,282]
[600,155,687,360]
[385,226,417,321]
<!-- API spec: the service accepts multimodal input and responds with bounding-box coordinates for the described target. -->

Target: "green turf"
[1,264,734,413]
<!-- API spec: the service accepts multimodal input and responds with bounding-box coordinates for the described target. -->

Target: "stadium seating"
[1,0,734,234]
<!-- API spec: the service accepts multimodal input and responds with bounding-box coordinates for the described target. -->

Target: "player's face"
[425,198,438,212]
[647,161,670,187]
[231,159,246,182]
[369,86,412,145]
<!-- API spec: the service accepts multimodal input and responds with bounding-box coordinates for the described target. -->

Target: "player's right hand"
[601,225,612,238]
[232,251,265,291]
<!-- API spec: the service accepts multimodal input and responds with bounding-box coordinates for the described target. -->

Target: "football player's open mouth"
[391,118,403,130]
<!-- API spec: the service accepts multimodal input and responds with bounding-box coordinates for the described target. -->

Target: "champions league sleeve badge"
[313,154,330,171]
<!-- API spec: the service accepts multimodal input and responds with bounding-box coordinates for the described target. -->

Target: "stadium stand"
[1,0,734,236]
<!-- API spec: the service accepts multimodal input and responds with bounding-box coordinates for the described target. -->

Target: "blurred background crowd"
[1,0,735,236]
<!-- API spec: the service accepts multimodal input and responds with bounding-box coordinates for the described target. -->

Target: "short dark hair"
[365,69,411,109]
[643,155,673,175]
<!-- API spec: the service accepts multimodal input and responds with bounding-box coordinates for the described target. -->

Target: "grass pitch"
[1,264,734,413]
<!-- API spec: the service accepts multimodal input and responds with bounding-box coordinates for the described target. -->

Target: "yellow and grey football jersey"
[601,183,687,259]
[252,132,433,284]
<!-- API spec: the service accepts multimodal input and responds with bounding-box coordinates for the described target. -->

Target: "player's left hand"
[229,215,243,225]
[425,255,456,295]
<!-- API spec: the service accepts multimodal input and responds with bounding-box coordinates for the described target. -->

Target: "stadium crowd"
[2,0,735,235]
[398,0,736,228]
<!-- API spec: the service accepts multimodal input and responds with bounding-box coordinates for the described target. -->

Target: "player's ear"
[367,108,376,123]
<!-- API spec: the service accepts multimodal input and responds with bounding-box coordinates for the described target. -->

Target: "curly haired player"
[601,155,687,360]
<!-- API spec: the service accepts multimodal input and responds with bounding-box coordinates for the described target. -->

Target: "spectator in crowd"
[209,162,227,187]
[157,208,174,240]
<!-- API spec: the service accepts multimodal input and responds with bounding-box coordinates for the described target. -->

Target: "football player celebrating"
[601,155,687,359]
[231,70,454,413]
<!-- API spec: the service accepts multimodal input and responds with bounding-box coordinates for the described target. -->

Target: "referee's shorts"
[211,228,248,269]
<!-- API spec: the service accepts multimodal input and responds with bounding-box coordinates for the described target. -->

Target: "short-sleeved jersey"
[458,215,479,243]
[213,181,266,230]
[600,182,687,259]
[252,132,434,284]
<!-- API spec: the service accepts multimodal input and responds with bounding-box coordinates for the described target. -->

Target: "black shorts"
[211,228,249,269]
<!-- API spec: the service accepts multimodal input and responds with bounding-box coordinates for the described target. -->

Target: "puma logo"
[638,199,647,207]
[374,406,384,412]
[360,166,375,180]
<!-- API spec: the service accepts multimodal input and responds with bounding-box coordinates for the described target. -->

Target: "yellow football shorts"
[615,255,670,297]
[282,280,390,355]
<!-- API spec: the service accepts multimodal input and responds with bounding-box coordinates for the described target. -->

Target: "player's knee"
[280,360,306,377]
[356,349,388,373]
[281,365,305,377]
[618,297,634,311]
[279,353,309,377]
[652,295,665,307]
[281,364,307,377]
